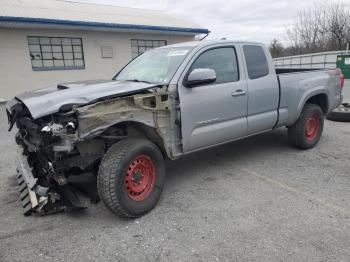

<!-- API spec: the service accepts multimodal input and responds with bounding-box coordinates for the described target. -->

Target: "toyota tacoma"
[6,40,344,217]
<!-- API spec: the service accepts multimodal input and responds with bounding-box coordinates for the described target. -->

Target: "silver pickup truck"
[6,40,344,218]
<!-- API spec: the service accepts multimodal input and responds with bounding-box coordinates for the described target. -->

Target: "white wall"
[0,27,194,100]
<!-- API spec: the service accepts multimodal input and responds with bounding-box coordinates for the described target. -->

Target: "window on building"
[190,47,239,84]
[27,36,85,70]
[131,39,167,59]
[243,45,269,79]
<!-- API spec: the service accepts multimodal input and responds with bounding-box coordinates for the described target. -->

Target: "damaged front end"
[7,100,103,216]
[6,86,180,216]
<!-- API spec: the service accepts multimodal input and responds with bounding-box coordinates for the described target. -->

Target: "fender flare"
[293,89,329,124]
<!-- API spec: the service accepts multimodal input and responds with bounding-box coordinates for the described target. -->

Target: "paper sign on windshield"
[167,50,188,56]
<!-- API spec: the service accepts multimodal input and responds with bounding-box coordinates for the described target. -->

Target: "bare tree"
[269,39,284,58]
[281,1,350,56]
[326,1,349,50]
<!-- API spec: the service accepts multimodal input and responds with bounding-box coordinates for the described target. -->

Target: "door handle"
[231,89,247,97]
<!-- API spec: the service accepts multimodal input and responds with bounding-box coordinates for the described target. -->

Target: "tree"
[281,1,350,56]
[269,39,284,58]
[326,1,349,50]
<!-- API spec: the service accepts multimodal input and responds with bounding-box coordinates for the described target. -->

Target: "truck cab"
[171,41,280,152]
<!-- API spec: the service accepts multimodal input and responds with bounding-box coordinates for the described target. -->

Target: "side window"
[243,45,269,79]
[190,47,239,84]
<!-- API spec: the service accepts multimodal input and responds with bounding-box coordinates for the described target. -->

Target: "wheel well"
[101,122,168,158]
[306,94,328,114]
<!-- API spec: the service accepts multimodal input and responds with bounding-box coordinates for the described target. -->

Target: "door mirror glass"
[184,68,217,88]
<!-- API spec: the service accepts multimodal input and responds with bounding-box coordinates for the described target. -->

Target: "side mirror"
[184,68,217,88]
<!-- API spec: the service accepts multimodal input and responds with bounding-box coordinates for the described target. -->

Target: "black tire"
[288,103,324,149]
[326,104,350,122]
[97,138,165,218]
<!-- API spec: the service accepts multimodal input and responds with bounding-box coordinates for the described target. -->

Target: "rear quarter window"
[243,45,269,79]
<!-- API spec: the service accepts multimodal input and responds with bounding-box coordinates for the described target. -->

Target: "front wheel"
[288,103,324,149]
[97,139,165,218]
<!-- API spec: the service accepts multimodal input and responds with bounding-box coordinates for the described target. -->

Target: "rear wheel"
[288,103,324,149]
[97,139,165,218]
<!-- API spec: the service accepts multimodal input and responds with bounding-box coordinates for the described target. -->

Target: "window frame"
[130,39,167,58]
[27,36,85,71]
[184,46,240,86]
[243,44,269,80]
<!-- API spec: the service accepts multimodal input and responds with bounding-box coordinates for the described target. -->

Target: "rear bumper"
[340,94,343,105]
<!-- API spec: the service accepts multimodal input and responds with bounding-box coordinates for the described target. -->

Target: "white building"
[0,0,208,101]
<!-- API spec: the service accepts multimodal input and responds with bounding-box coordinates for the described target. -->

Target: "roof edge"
[0,16,209,34]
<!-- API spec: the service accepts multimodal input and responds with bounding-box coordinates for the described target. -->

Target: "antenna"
[200,32,210,41]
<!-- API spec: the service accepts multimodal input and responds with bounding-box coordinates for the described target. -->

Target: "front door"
[178,46,248,152]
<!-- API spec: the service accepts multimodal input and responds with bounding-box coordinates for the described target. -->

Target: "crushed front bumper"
[16,148,52,216]
[15,148,95,216]
[16,149,39,216]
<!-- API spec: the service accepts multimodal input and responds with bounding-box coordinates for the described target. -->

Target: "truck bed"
[275,67,342,127]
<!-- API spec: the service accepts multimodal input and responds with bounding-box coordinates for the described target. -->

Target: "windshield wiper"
[125,79,152,84]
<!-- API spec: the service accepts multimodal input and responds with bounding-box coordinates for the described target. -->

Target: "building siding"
[0,27,194,100]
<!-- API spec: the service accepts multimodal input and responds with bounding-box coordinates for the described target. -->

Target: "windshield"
[115,47,191,85]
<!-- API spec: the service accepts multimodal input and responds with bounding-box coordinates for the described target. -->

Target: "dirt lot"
[0,82,349,262]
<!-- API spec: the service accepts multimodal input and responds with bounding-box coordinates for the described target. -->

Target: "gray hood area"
[13,80,158,119]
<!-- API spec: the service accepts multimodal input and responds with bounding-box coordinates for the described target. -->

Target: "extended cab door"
[178,45,248,152]
[241,44,279,134]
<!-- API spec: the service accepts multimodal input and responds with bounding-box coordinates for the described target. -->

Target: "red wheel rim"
[305,114,320,141]
[125,155,156,201]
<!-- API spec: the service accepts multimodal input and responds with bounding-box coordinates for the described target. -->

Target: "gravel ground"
[0,82,349,262]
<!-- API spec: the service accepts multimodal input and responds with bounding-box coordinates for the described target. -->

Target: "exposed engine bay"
[6,86,181,216]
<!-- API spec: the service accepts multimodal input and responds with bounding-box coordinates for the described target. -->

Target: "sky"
[74,0,348,46]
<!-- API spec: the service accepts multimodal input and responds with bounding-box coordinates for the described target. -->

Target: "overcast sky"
[75,0,348,46]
